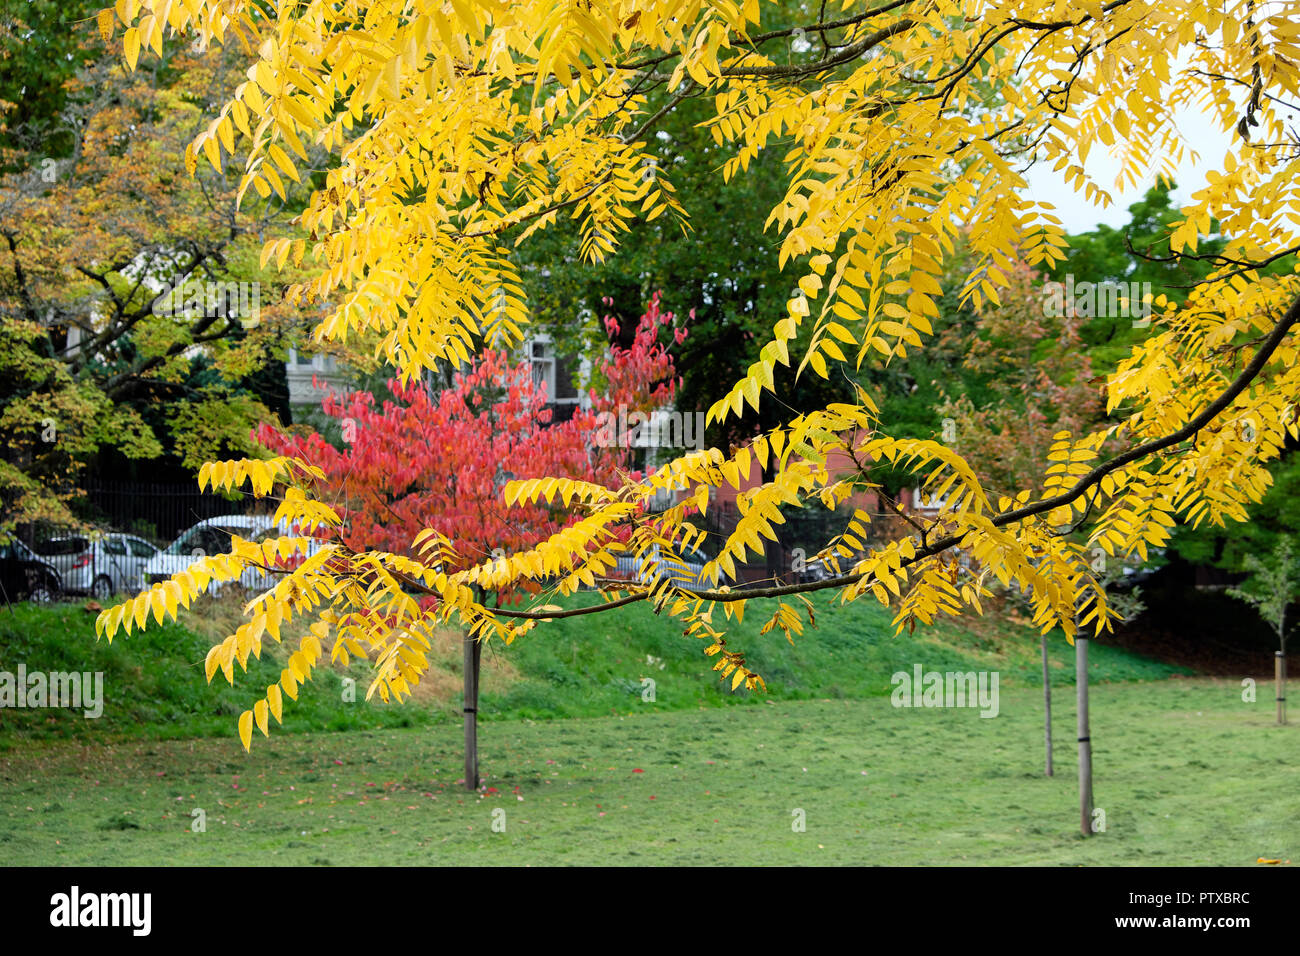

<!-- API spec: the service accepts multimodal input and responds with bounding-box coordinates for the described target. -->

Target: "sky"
[1021,103,1233,234]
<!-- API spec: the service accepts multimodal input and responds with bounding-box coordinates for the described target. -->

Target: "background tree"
[926,254,1108,778]
[1227,536,1297,725]
[1060,184,1300,658]
[0,0,105,163]
[0,24,328,530]
[514,91,847,454]
[0,315,161,533]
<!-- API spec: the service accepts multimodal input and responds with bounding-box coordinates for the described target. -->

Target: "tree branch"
[468,288,1300,618]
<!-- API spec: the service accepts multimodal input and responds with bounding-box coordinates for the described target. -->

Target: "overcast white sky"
[1021,103,1233,234]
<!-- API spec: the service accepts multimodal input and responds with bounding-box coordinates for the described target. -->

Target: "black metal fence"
[1,481,263,604]
[82,480,257,546]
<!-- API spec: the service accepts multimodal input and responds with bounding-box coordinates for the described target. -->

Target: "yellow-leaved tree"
[93,1,1300,781]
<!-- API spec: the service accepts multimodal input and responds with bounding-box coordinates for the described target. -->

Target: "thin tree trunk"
[1041,631,1053,776]
[1276,650,1287,726]
[1278,609,1287,726]
[1077,634,1093,837]
[463,633,482,791]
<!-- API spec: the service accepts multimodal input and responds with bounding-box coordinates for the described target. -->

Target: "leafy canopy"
[93,0,1300,750]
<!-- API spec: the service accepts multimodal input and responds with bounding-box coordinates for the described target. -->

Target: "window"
[526,337,581,404]
[913,489,949,511]
[204,528,236,553]
[554,355,578,401]
[168,528,226,555]
[167,531,196,555]
[530,339,555,396]
[290,347,336,371]
[104,539,127,557]
[41,537,89,556]
[128,539,157,558]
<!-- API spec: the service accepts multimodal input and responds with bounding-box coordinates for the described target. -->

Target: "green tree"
[0,0,105,162]
[1227,536,1297,724]
[0,25,325,528]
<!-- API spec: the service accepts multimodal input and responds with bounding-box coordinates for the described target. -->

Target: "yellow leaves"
[266,684,283,724]
[288,651,310,683]
[123,28,141,70]
[238,710,253,752]
[759,601,809,645]
[87,0,1300,758]
[797,274,823,299]
[504,477,613,507]
[858,436,991,516]
[204,645,222,683]
[825,322,857,346]
[201,129,222,173]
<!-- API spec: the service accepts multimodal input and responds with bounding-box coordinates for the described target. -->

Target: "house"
[285,346,348,414]
[285,333,588,423]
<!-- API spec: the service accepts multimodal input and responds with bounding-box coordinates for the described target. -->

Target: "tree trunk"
[463,633,482,791]
[1276,650,1287,726]
[1041,631,1053,776]
[1077,634,1093,837]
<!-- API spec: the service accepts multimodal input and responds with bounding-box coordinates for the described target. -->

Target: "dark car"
[0,539,61,603]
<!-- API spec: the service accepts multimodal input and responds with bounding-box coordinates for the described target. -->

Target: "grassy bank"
[0,592,1191,744]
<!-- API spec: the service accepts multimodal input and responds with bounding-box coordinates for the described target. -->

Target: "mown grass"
[0,590,1190,745]
[1,680,1293,865]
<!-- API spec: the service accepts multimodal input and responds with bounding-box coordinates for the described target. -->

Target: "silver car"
[144,515,269,590]
[143,514,327,596]
[39,533,159,599]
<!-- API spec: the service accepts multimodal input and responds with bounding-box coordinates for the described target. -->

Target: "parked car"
[144,514,327,595]
[144,515,276,591]
[0,539,61,603]
[236,522,329,594]
[38,533,159,599]
[793,553,836,584]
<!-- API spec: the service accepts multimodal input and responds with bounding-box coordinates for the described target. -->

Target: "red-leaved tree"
[257,294,687,570]
[255,296,686,787]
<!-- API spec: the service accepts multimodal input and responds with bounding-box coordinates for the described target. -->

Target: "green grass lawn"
[1,679,1293,865]
[0,594,1289,865]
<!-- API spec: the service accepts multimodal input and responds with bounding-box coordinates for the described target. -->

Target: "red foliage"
[255,297,686,596]
[592,290,689,425]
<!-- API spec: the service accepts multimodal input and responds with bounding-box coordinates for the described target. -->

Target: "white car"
[39,533,159,599]
[237,522,329,594]
[144,515,273,593]
[143,514,326,595]
[612,542,726,592]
